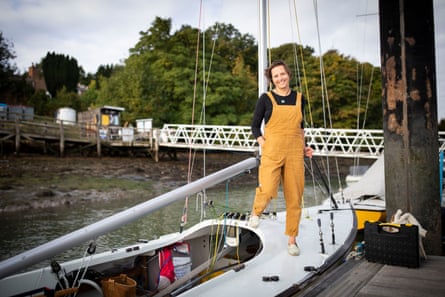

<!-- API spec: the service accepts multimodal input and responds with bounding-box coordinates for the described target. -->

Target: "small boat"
[0,157,357,297]
[335,154,386,230]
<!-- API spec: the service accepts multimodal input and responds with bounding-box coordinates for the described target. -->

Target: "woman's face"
[271,65,290,90]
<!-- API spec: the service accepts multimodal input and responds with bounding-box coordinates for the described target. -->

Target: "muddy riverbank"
[0,152,373,213]
[0,152,258,212]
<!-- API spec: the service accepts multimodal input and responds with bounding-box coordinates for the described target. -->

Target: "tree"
[270,45,382,129]
[0,32,17,99]
[125,19,258,126]
[89,18,382,130]
[53,87,82,111]
[26,90,52,115]
[0,31,16,71]
[96,64,116,79]
[79,79,99,111]
[130,17,173,55]
[41,52,80,97]
[0,32,36,105]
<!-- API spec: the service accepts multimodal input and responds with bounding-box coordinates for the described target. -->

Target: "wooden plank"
[357,256,445,297]
[296,256,445,297]
[296,259,384,297]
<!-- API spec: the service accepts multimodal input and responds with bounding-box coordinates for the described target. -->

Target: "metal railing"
[159,124,257,153]
[1,115,444,159]
[305,128,384,158]
[159,124,445,159]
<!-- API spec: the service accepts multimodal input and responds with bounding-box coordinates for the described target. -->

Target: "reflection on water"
[0,179,338,271]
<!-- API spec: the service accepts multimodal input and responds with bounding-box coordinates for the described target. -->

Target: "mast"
[258,0,268,96]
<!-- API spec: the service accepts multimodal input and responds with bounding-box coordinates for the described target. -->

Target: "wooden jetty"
[0,114,161,160]
[293,256,445,297]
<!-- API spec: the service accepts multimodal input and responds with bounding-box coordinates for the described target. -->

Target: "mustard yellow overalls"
[252,91,305,237]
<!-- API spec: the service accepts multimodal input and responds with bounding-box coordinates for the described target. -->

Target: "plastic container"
[364,221,420,268]
[56,107,77,125]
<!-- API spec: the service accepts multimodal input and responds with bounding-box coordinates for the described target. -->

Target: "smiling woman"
[249,60,314,255]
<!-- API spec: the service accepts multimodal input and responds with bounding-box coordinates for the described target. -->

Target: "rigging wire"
[289,0,318,207]
[290,0,314,127]
[195,20,219,222]
[362,67,375,131]
[312,0,343,202]
[202,13,206,194]
[353,63,363,173]
[352,0,376,175]
[182,1,221,231]
[181,0,203,232]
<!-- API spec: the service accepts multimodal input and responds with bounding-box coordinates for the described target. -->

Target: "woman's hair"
[264,60,292,85]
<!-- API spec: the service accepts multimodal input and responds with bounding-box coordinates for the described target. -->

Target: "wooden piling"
[14,118,20,155]
[379,0,442,254]
[59,121,64,157]
[96,121,101,157]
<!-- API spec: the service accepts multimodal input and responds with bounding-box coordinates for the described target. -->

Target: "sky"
[1,0,444,120]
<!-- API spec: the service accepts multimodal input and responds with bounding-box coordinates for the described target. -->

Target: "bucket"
[101,274,137,297]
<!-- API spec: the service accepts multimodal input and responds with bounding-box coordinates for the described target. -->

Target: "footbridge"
[1,115,443,160]
[159,124,445,159]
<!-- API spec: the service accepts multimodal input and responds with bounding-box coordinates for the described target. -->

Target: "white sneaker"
[248,215,260,228]
[288,243,300,256]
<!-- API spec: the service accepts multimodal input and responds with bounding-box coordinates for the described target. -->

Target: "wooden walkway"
[296,256,445,297]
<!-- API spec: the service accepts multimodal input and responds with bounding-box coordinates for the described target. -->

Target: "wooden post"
[96,121,101,157]
[152,128,159,162]
[14,117,20,155]
[59,121,65,157]
[379,0,442,255]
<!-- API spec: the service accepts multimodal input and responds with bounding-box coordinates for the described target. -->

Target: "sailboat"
[0,1,364,296]
[0,155,360,297]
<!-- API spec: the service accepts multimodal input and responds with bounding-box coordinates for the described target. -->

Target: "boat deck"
[176,204,356,297]
[296,255,445,297]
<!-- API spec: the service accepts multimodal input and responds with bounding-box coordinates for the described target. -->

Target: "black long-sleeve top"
[251,90,306,139]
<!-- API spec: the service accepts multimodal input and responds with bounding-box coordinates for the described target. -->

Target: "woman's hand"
[257,136,265,146]
[304,146,313,158]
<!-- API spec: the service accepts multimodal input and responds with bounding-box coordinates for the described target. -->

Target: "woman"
[249,60,313,256]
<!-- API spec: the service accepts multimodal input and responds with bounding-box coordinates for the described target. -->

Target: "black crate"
[364,221,420,268]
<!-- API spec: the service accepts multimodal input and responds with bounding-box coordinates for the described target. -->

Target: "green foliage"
[79,80,99,111]
[52,87,82,112]
[96,64,116,78]
[25,90,51,115]
[271,45,382,129]
[95,18,259,127]
[0,32,16,76]
[0,32,34,103]
[41,52,80,96]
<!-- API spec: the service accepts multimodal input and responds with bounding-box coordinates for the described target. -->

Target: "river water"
[0,177,338,272]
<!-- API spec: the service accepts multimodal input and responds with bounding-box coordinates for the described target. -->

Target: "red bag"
[158,247,175,288]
